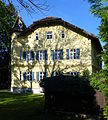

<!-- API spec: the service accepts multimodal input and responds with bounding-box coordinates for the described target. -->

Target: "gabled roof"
[15,16,102,52]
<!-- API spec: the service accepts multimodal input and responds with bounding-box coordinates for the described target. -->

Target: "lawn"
[0,92,75,120]
[0,92,45,120]
[0,92,96,120]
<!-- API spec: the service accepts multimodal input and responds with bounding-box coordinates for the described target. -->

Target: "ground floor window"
[66,72,80,76]
[23,72,34,81]
[36,72,48,81]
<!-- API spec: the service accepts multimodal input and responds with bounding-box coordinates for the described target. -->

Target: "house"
[11,16,102,93]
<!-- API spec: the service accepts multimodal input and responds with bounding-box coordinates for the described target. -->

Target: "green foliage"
[0,1,16,64]
[89,71,108,118]
[0,1,16,88]
[82,69,90,79]
[88,0,108,118]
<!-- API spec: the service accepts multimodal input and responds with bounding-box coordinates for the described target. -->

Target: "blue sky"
[18,0,100,38]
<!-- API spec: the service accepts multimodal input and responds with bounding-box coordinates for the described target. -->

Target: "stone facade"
[11,17,102,93]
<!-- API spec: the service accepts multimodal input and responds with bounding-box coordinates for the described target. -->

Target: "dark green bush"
[41,75,100,115]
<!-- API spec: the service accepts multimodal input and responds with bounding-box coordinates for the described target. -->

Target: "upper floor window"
[23,72,34,81]
[35,33,38,40]
[61,30,65,38]
[66,48,80,59]
[46,31,52,39]
[36,50,47,60]
[23,51,34,61]
[51,49,63,60]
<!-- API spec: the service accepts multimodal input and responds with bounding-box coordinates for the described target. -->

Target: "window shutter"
[46,72,48,77]
[36,51,39,60]
[20,71,22,80]
[45,50,47,60]
[23,72,26,81]
[76,49,80,59]
[51,50,54,60]
[20,50,22,61]
[36,72,39,81]
[31,51,34,60]
[23,52,26,60]
[32,72,34,81]
[66,49,69,59]
[60,49,63,60]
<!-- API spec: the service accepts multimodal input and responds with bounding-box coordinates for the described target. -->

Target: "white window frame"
[35,33,38,40]
[46,31,52,39]
[24,72,33,81]
[26,52,31,61]
[67,49,80,59]
[66,72,80,76]
[61,30,65,38]
[26,72,32,81]
[36,72,47,81]
[51,49,63,60]
[36,50,47,60]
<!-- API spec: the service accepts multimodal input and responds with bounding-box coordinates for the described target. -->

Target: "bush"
[41,75,100,115]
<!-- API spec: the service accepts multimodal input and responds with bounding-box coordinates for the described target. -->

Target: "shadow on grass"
[0,92,81,120]
[0,92,99,120]
[0,92,44,120]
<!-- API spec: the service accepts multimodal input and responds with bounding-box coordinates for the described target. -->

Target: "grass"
[0,92,95,120]
[0,92,45,120]
[0,92,73,120]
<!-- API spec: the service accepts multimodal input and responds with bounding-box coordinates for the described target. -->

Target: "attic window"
[46,32,52,39]
[61,30,65,38]
[35,33,38,40]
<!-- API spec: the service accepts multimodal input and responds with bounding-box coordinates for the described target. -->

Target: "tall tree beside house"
[0,1,16,89]
[0,0,49,89]
[88,0,108,118]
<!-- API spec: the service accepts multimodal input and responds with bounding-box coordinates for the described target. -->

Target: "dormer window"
[61,30,65,38]
[35,33,38,40]
[46,31,52,39]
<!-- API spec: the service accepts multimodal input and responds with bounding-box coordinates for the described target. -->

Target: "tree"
[0,0,49,89]
[2,0,49,14]
[0,1,16,88]
[88,0,108,119]
[0,1,16,64]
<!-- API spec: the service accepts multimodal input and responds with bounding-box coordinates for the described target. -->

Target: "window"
[52,71,63,76]
[36,72,48,81]
[20,71,23,80]
[66,49,80,59]
[23,51,34,61]
[66,72,80,76]
[46,32,52,39]
[51,49,63,60]
[61,30,65,38]
[35,33,38,40]
[23,72,34,81]
[18,20,23,29]
[36,50,47,60]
